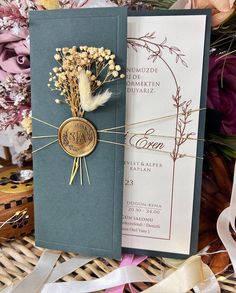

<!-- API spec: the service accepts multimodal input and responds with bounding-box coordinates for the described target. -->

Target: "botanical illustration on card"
[125,31,195,240]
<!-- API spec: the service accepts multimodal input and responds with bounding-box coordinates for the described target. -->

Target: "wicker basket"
[0,235,235,292]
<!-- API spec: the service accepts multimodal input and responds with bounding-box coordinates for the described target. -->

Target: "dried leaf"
[160,37,167,46]
[181,59,188,67]
[153,55,158,63]
[148,54,155,60]
[131,45,137,52]
[185,120,193,124]
[179,101,186,107]
[186,100,192,107]
[171,46,181,52]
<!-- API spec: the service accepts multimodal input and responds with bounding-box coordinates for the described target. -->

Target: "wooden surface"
[0,166,34,242]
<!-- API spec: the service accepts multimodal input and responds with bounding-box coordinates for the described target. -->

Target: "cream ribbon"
[11,250,60,293]
[193,264,221,293]
[40,255,221,293]
[2,251,221,293]
[1,250,60,293]
[217,162,236,274]
[1,252,95,293]
[41,265,158,293]
[142,258,220,293]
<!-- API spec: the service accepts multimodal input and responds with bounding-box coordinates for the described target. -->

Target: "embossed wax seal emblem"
[58,117,97,157]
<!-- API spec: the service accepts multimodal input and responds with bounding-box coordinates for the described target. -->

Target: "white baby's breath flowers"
[109,65,115,70]
[48,45,125,115]
[54,54,61,61]
[105,49,111,55]
[86,70,92,76]
[112,71,119,77]
[115,65,121,71]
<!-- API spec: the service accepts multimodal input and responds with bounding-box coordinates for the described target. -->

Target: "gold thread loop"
[83,157,91,185]
[98,139,203,160]
[32,116,59,129]
[32,135,58,139]
[32,139,58,154]
[80,157,83,186]
[98,130,204,141]
[98,108,206,132]
[69,157,80,185]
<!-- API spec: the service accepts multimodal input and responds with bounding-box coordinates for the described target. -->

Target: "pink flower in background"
[207,55,236,135]
[172,0,235,27]
[0,29,30,82]
[192,0,235,27]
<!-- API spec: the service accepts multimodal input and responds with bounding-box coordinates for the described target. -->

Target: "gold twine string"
[69,157,90,185]
[83,157,91,185]
[98,139,203,160]
[32,116,59,129]
[33,107,205,134]
[32,135,58,139]
[32,107,205,184]
[32,139,58,154]
[69,157,80,185]
[32,131,204,142]
[97,130,204,141]
[0,209,28,229]
[98,108,206,132]
[80,157,83,186]
[31,107,206,150]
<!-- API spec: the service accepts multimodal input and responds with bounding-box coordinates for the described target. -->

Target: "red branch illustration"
[170,87,195,161]
[127,32,188,67]
[127,32,194,161]
[127,32,195,239]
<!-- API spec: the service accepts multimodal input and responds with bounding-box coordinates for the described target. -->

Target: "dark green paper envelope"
[29,7,127,258]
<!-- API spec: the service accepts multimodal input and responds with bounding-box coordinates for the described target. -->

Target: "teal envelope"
[30,7,127,258]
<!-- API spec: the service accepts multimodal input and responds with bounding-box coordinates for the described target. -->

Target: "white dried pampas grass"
[79,70,112,112]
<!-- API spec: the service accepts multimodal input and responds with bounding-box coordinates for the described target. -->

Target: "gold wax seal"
[58,117,97,157]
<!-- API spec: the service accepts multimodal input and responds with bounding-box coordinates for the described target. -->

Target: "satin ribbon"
[1,251,95,293]
[46,255,96,283]
[193,264,221,293]
[41,255,202,293]
[1,250,61,293]
[11,250,60,293]
[217,161,236,274]
[40,255,221,293]
[2,250,221,293]
[143,258,220,293]
[105,254,147,293]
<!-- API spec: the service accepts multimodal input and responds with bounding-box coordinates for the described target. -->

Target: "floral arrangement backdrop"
[0,0,236,274]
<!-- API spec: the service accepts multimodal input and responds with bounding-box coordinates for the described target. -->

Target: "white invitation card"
[122,11,211,257]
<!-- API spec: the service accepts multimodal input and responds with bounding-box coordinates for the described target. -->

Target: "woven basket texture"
[0,235,235,292]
